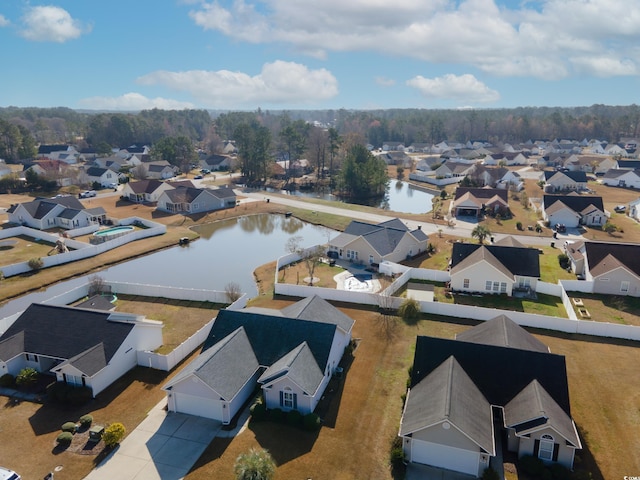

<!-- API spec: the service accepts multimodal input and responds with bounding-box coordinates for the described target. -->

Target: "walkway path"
[241,190,584,247]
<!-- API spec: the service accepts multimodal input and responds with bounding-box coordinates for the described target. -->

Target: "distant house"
[201,154,234,171]
[541,170,588,192]
[27,159,76,187]
[381,151,412,168]
[629,197,640,221]
[542,194,606,228]
[84,166,121,187]
[382,141,405,152]
[435,160,476,178]
[601,169,640,189]
[7,196,106,230]
[122,179,195,204]
[451,187,509,218]
[163,296,354,424]
[565,240,640,296]
[0,303,162,397]
[400,317,580,476]
[156,186,236,214]
[483,152,527,166]
[328,218,428,265]
[145,161,178,180]
[449,242,540,296]
[415,156,441,171]
[616,160,640,170]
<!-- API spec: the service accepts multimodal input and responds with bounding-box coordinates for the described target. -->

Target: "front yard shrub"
[398,298,420,321]
[47,382,92,405]
[15,367,38,387]
[79,414,93,427]
[0,373,14,387]
[519,455,545,477]
[61,422,77,433]
[558,253,570,269]
[56,432,73,445]
[103,422,126,447]
[269,408,284,423]
[389,436,405,469]
[27,257,44,271]
[303,413,321,431]
[249,402,266,421]
[516,221,523,230]
[287,410,302,427]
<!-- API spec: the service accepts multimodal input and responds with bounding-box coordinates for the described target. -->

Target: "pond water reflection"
[267,179,434,214]
[0,214,334,318]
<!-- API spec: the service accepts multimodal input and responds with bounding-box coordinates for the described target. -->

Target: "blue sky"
[1,0,639,111]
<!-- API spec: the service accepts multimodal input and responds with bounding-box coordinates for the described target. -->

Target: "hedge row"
[250,402,321,431]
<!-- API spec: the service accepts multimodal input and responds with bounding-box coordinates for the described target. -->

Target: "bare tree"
[132,163,148,180]
[225,282,242,303]
[376,275,398,338]
[88,274,108,297]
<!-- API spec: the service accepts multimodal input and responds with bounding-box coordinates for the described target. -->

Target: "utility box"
[89,425,104,443]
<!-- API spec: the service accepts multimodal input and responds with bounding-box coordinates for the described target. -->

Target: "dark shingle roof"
[163,187,204,203]
[450,243,540,278]
[456,315,549,353]
[410,336,571,415]
[86,167,108,177]
[401,356,495,455]
[18,196,85,220]
[453,187,508,202]
[543,194,604,213]
[584,241,640,277]
[38,144,69,155]
[258,341,324,394]
[127,179,164,194]
[342,219,424,257]
[617,160,640,170]
[543,170,587,182]
[280,295,355,334]
[0,304,134,376]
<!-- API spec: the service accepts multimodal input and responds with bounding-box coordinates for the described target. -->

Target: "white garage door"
[174,392,223,421]
[411,439,479,476]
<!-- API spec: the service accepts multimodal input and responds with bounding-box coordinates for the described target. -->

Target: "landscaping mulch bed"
[59,426,106,456]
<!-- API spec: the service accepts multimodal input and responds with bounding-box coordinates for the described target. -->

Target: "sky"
[1,0,640,112]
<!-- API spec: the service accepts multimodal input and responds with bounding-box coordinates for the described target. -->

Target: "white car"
[0,467,21,480]
[79,190,97,198]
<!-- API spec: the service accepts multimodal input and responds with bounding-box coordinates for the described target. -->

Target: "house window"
[347,250,358,260]
[66,374,84,387]
[493,282,500,292]
[519,277,531,288]
[500,282,507,293]
[369,255,374,264]
[538,434,555,461]
[283,391,294,408]
[486,281,492,291]
[621,281,630,293]
[280,388,297,409]
[26,353,38,362]
[463,279,470,289]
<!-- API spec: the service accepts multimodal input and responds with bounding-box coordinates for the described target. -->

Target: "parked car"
[79,190,97,198]
[614,205,626,213]
[194,175,203,179]
[106,182,119,189]
[0,466,21,480]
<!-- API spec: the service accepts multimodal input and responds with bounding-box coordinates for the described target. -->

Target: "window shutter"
[279,391,284,407]
[552,443,559,462]
[533,439,540,457]
[293,393,297,410]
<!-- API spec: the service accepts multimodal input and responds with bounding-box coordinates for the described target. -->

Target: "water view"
[267,179,434,214]
[0,214,335,317]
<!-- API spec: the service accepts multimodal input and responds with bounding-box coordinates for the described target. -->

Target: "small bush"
[249,402,267,421]
[269,408,284,423]
[16,367,38,387]
[558,253,570,269]
[398,298,420,321]
[519,455,545,477]
[482,467,500,480]
[303,413,321,431]
[0,373,14,387]
[516,221,523,230]
[287,410,302,427]
[61,422,77,433]
[103,422,126,447]
[56,432,73,445]
[28,257,44,271]
[79,414,93,427]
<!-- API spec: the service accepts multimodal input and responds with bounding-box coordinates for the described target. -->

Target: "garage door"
[411,439,479,476]
[174,392,223,421]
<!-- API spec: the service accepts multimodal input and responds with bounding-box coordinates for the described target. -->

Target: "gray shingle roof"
[341,218,423,257]
[450,243,541,278]
[400,356,495,455]
[0,304,134,377]
[258,341,324,395]
[456,315,549,353]
[281,295,355,334]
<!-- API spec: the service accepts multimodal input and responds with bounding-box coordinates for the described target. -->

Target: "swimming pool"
[91,225,135,244]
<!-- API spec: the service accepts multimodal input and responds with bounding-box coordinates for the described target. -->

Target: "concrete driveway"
[84,400,221,480]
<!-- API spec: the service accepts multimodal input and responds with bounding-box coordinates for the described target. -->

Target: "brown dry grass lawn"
[568,293,640,326]
[0,235,58,264]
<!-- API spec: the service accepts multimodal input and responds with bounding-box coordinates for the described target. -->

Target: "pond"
[0,214,334,318]
[267,179,434,214]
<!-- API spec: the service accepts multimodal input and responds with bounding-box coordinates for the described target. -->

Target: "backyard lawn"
[567,293,640,326]
[0,234,59,264]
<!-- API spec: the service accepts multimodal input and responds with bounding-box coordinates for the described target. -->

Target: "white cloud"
[0,15,10,27]
[187,0,640,79]
[20,6,88,43]
[78,93,194,111]
[375,77,396,87]
[137,61,339,107]
[407,74,500,104]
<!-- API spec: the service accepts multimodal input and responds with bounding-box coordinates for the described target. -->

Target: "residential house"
[541,170,588,192]
[601,169,640,189]
[145,161,178,180]
[604,144,627,156]
[27,159,76,187]
[382,141,405,152]
[435,160,476,179]
[0,303,162,397]
[201,154,234,171]
[469,165,509,187]
[566,241,640,296]
[156,186,236,214]
[483,152,527,166]
[381,151,412,168]
[327,218,428,265]
[0,161,13,179]
[84,166,121,187]
[415,156,441,171]
[542,194,606,228]
[451,187,509,218]
[400,317,580,476]
[616,160,640,170]
[629,197,640,221]
[163,296,354,424]
[37,144,77,158]
[221,140,237,155]
[7,196,106,230]
[122,179,195,203]
[448,242,540,296]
